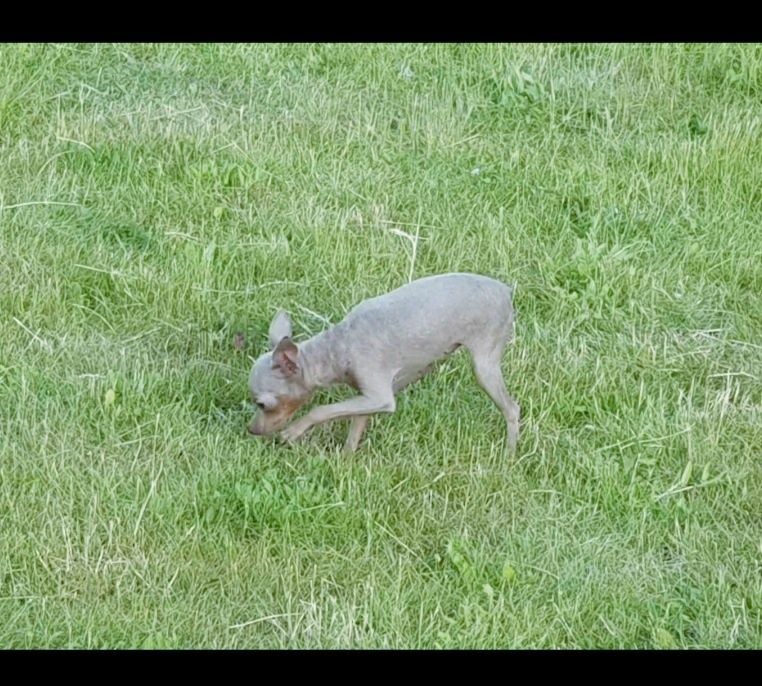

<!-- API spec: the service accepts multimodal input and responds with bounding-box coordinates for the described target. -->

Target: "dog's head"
[247,310,312,436]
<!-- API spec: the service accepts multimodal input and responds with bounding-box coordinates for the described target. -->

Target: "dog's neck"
[298,325,354,391]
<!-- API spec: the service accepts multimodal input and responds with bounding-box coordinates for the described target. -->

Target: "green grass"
[1,43,761,648]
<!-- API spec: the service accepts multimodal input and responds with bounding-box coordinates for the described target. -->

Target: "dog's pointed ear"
[272,337,299,376]
[268,310,293,349]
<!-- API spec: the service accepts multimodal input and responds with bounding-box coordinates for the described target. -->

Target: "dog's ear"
[268,310,293,349]
[272,337,299,376]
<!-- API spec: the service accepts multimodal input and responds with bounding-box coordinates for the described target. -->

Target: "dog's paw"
[280,423,307,445]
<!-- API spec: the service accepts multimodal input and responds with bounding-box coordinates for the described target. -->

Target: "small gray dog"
[247,273,519,452]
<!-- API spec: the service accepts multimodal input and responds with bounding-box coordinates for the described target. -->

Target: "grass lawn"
[1,43,761,648]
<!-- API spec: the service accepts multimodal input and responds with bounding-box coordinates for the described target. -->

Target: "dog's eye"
[256,402,266,411]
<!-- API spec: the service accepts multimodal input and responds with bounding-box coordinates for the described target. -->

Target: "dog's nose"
[247,423,261,436]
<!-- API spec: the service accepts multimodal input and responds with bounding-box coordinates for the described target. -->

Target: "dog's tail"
[503,280,516,306]
[506,281,517,339]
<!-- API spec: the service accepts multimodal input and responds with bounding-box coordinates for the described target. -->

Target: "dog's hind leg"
[466,339,520,452]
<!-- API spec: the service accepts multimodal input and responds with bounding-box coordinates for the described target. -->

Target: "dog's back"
[336,273,514,373]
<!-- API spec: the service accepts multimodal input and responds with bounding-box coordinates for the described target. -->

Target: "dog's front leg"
[280,393,395,445]
[343,415,370,454]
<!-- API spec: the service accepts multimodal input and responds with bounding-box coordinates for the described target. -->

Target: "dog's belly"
[392,343,460,393]
[393,365,433,393]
